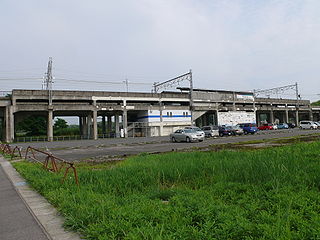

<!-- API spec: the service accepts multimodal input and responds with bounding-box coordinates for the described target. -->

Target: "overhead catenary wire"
[54,78,152,85]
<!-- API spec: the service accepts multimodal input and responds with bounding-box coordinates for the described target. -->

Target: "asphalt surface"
[12,129,320,161]
[0,164,48,240]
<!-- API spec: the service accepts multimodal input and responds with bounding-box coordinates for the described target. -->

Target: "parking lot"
[11,128,320,162]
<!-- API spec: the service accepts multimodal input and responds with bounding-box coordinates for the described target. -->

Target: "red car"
[258,123,274,130]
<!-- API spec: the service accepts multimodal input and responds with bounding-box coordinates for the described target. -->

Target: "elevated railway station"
[0,89,318,142]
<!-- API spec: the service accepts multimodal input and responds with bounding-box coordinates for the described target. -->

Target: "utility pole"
[189,69,194,125]
[295,82,299,106]
[45,57,53,105]
[124,78,129,93]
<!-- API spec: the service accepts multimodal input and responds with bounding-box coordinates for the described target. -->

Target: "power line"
[0,77,42,81]
[54,78,152,85]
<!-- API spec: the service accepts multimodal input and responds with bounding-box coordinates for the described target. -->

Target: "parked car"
[202,125,219,137]
[299,121,318,129]
[170,129,204,142]
[218,126,233,137]
[272,124,278,130]
[314,122,320,129]
[185,126,205,139]
[288,123,296,128]
[228,125,244,135]
[237,123,258,134]
[258,123,274,130]
[277,123,289,129]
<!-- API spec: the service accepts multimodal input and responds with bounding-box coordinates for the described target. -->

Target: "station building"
[0,88,319,142]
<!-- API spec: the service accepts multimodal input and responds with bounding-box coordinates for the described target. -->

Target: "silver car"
[184,126,205,139]
[202,126,219,137]
[170,129,204,142]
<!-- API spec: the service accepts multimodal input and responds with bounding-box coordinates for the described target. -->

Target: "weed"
[12,140,320,239]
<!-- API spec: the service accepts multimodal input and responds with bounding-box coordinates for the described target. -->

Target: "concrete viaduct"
[0,89,319,142]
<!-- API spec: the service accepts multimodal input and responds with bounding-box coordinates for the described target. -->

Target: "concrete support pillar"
[295,110,299,126]
[123,110,128,138]
[115,114,120,137]
[107,115,112,136]
[159,101,164,136]
[93,110,98,140]
[232,92,236,111]
[256,112,260,126]
[285,110,289,123]
[47,110,53,142]
[270,110,274,124]
[122,100,128,138]
[87,113,92,138]
[79,117,83,136]
[309,111,313,121]
[82,117,88,138]
[102,116,106,135]
[5,106,14,142]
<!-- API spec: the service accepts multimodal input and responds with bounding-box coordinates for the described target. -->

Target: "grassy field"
[12,141,320,240]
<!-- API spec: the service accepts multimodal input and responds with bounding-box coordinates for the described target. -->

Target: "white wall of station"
[217,111,256,126]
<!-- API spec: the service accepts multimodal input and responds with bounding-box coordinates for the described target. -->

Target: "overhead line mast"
[152,70,194,124]
[45,57,53,105]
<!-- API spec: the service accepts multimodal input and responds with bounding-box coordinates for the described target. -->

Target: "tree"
[311,100,320,106]
[16,116,47,136]
[54,118,68,131]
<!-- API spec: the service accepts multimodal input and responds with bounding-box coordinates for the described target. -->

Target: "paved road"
[0,163,48,240]
[12,129,320,161]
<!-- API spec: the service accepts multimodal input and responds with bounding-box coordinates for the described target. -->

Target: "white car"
[299,121,318,129]
[314,122,320,129]
[185,126,205,140]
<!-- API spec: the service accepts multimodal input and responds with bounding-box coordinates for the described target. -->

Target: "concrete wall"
[218,111,256,126]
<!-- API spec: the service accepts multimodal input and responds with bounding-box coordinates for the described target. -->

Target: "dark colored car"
[228,125,244,135]
[237,123,258,134]
[288,123,296,128]
[218,126,233,137]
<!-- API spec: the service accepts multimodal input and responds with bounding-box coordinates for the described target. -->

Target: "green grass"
[13,141,320,240]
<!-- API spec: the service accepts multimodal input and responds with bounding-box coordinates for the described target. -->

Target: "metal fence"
[12,122,159,142]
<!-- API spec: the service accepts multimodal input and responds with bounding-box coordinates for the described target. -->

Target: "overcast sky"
[0,0,319,101]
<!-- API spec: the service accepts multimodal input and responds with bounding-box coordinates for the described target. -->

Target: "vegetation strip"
[11,140,320,239]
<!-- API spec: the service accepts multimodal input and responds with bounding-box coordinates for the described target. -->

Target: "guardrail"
[25,146,79,185]
[0,143,79,185]
[14,135,93,142]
